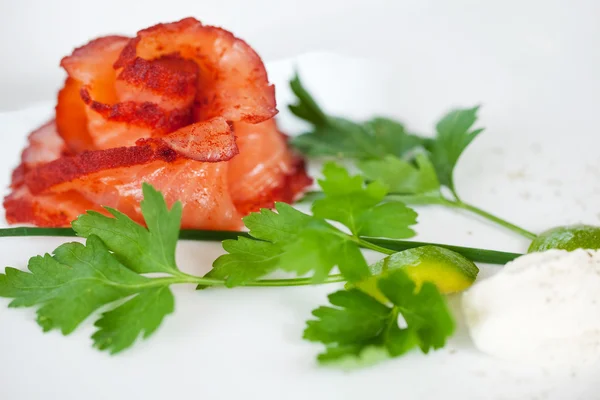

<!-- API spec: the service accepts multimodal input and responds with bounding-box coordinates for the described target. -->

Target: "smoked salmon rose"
[4,18,311,229]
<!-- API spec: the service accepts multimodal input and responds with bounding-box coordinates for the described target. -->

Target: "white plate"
[1,53,599,399]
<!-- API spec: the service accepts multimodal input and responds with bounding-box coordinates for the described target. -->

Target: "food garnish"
[290,74,536,240]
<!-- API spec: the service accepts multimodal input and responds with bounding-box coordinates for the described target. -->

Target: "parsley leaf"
[244,202,316,243]
[358,154,440,195]
[289,74,424,159]
[288,73,329,126]
[0,236,175,353]
[288,73,484,200]
[358,154,444,204]
[281,229,368,282]
[0,183,184,354]
[304,269,454,364]
[93,286,174,354]
[206,237,282,287]
[207,164,418,287]
[292,117,383,159]
[364,118,425,158]
[430,107,483,193]
[207,202,372,286]
[313,162,417,238]
[72,184,182,274]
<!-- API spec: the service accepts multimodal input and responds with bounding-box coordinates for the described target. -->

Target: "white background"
[1,1,600,399]
[2,0,600,110]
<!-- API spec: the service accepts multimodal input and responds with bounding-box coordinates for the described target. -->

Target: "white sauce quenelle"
[462,249,600,368]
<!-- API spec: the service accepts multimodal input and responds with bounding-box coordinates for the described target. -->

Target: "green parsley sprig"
[205,162,417,286]
[305,269,454,365]
[289,74,537,240]
[0,165,487,361]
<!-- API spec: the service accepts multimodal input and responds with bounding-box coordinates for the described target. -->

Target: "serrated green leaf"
[93,286,174,354]
[431,107,483,192]
[72,183,182,274]
[206,238,283,287]
[377,272,454,353]
[281,229,370,283]
[304,289,391,345]
[207,163,418,287]
[288,73,329,126]
[304,269,454,365]
[289,74,425,160]
[206,199,369,284]
[0,236,152,336]
[313,162,417,238]
[363,117,425,157]
[292,117,382,159]
[1,185,182,354]
[243,202,315,243]
[357,202,417,239]
[312,162,387,234]
[358,154,441,195]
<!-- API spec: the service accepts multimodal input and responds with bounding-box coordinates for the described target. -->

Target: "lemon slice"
[351,245,479,300]
[528,225,600,253]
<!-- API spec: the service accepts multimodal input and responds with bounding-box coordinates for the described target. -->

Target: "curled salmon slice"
[56,18,277,158]
[60,35,191,150]
[6,18,311,229]
[115,17,277,124]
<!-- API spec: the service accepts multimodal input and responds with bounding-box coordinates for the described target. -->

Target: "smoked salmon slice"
[5,18,311,229]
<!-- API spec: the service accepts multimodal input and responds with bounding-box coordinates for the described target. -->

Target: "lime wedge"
[351,245,479,300]
[528,225,600,253]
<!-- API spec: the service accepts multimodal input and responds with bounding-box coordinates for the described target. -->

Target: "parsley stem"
[354,237,395,255]
[98,274,347,289]
[448,201,537,240]
[173,271,346,287]
[300,191,537,240]
[235,275,345,287]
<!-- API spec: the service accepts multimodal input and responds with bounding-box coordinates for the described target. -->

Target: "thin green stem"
[353,237,395,255]
[0,227,78,237]
[449,201,537,240]
[174,273,346,288]
[236,274,345,287]
[449,187,462,202]
[300,190,536,241]
[111,273,346,289]
[384,193,448,206]
[0,227,520,264]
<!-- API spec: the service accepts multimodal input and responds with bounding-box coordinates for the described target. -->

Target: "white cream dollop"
[462,249,600,368]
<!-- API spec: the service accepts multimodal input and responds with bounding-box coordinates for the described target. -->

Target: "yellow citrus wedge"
[350,245,479,301]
